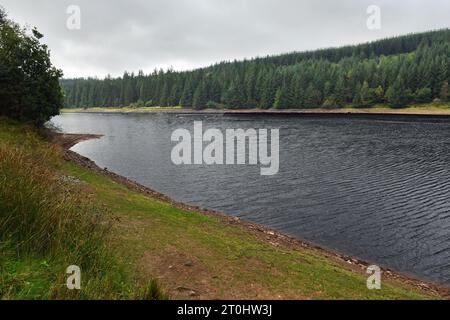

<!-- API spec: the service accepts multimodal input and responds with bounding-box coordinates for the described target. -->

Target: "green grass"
[63,157,440,300]
[343,102,450,112]
[0,118,167,300]
[0,117,443,300]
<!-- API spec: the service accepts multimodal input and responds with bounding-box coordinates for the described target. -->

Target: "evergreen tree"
[259,73,277,109]
[244,64,258,107]
[180,79,194,107]
[224,80,245,108]
[192,82,208,109]
[273,88,286,109]
[334,76,348,107]
[360,81,374,106]
[159,82,169,106]
[353,82,362,105]
[386,78,406,107]
[374,85,385,103]
[208,78,222,104]
[440,81,449,102]
[59,29,450,111]
[303,84,322,108]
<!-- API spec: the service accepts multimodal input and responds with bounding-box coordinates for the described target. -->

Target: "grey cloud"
[1,0,449,78]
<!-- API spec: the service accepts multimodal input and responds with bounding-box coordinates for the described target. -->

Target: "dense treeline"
[62,29,450,109]
[0,8,63,124]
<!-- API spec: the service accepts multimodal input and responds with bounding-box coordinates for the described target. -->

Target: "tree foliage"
[0,8,63,124]
[61,29,450,110]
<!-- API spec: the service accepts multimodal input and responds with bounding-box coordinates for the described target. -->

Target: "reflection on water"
[50,113,450,286]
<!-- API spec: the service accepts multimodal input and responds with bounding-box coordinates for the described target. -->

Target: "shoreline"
[61,106,450,117]
[52,131,450,298]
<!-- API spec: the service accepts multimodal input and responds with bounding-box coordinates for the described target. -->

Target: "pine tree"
[374,86,385,103]
[224,80,245,109]
[159,82,169,107]
[244,64,257,107]
[124,80,136,105]
[334,76,347,107]
[259,71,278,109]
[360,81,373,106]
[432,58,448,98]
[138,83,146,102]
[386,77,406,107]
[180,79,194,107]
[208,78,222,104]
[192,82,208,109]
[59,30,450,111]
[440,81,449,102]
[303,84,322,108]
[353,82,362,105]
[273,88,286,109]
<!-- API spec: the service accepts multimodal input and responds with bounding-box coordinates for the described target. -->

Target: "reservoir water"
[50,112,450,286]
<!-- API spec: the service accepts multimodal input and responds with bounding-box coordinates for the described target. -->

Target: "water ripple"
[51,113,450,286]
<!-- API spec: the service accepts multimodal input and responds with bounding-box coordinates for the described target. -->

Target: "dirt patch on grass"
[139,246,297,300]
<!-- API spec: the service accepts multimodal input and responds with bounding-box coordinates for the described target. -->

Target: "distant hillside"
[61,29,450,109]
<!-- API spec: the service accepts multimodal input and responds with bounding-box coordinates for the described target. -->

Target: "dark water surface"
[50,113,450,286]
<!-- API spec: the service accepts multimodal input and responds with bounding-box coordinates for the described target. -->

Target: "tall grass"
[0,119,167,299]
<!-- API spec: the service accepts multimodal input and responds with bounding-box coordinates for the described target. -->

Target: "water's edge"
[52,130,450,294]
[62,107,450,118]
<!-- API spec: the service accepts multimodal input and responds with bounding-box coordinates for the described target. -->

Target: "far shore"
[61,104,450,117]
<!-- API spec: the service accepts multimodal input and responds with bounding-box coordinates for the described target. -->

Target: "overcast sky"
[1,0,449,78]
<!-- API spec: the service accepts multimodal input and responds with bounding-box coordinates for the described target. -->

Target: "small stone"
[189,290,199,297]
[184,261,194,267]
[175,287,199,296]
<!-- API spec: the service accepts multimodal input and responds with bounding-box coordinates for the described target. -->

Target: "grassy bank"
[0,118,446,300]
[61,103,450,115]
[341,102,450,114]
[0,118,166,299]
